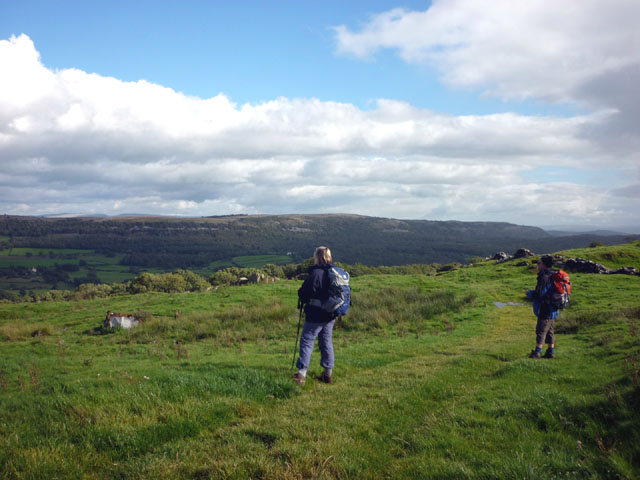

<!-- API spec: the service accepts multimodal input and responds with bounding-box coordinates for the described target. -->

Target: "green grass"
[0,248,93,256]
[2,250,294,293]
[557,241,640,270]
[0,257,80,268]
[0,249,133,294]
[207,259,235,270]
[207,254,293,271]
[231,255,292,268]
[1,245,639,478]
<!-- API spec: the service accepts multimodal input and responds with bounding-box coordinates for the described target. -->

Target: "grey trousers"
[536,317,555,345]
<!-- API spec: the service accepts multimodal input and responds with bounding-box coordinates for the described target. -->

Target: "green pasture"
[207,259,234,271]
[232,254,292,268]
[0,277,52,293]
[0,248,134,294]
[0,249,121,268]
[206,254,293,272]
[1,245,639,478]
[0,257,79,268]
[0,247,92,256]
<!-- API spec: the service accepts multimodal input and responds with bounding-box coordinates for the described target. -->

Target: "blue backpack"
[321,266,351,317]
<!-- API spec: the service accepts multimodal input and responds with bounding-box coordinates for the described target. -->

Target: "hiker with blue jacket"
[526,255,559,359]
[293,246,338,385]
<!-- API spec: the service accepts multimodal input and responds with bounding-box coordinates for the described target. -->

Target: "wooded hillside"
[0,214,633,268]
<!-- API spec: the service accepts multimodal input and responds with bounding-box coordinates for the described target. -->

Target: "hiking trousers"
[296,319,335,370]
[536,317,555,345]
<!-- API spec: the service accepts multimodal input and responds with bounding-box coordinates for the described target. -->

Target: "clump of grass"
[0,322,53,341]
[123,299,293,347]
[176,341,189,359]
[555,311,606,334]
[341,287,475,333]
[57,339,67,361]
[627,355,640,388]
[28,363,39,388]
[622,307,640,337]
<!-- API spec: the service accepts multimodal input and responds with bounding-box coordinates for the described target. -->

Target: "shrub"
[128,272,155,293]
[152,273,188,293]
[209,270,237,286]
[437,262,461,272]
[263,264,285,279]
[109,283,129,295]
[175,270,210,292]
[209,267,265,285]
[74,283,113,300]
[129,272,188,293]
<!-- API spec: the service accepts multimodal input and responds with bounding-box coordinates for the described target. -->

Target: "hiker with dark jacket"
[526,255,559,359]
[293,246,336,385]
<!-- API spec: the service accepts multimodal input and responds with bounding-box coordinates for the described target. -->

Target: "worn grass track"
[138,299,638,479]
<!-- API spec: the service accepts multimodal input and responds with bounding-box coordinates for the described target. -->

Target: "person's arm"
[298,270,319,304]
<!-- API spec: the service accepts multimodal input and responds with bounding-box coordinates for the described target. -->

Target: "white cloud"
[0,33,638,228]
[334,0,640,166]
[334,0,640,103]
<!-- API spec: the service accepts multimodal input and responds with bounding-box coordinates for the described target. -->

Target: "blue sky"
[2,0,581,115]
[1,0,639,229]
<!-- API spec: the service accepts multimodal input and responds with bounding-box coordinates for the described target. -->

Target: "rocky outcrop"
[563,257,609,274]
[611,266,638,275]
[560,257,639,276]
[248,272,265,283]
[488,248,535,264]
[513,248,534,259]
[485,250,638,276]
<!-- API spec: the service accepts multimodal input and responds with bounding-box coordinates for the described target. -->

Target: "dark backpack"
[320,266,351,316]
[550,269,571,309]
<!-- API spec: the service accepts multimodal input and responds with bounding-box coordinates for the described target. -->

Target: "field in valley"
[0,247,292,296]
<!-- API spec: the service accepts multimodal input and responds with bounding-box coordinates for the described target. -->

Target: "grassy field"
[0,243,639,478]
[206,254,293,272]
[1,250,293,295]
[232,255,293,268]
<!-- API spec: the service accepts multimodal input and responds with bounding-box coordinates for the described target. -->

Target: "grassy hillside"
[0,243,639,479]
[2,214,634,271]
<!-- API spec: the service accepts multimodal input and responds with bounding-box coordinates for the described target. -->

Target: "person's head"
[314,246,333,265]
[538,255,553,270]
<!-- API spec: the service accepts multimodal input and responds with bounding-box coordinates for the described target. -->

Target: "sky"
[1,0,639,230]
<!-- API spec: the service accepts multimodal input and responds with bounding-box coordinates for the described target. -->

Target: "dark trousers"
[536,317,555,345]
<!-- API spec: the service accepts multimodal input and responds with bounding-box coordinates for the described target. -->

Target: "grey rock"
[513,248,534,259]
[564,258,610,274]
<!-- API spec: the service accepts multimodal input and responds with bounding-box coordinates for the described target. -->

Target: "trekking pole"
[292,300,304,368]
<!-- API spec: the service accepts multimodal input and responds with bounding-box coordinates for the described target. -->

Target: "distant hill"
[0,214,635,268]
